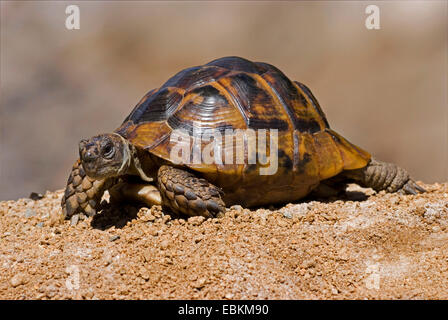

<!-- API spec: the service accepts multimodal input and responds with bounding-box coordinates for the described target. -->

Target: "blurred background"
[0,1,446,201]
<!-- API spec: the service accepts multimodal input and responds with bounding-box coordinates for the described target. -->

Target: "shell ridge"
[212,79,250,127]
[144,132,171,151]
[251,73,296,130]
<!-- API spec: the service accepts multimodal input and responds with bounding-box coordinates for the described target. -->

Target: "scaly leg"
[344,158,426,194]
[61,159,116,219]
[157,165,226,218]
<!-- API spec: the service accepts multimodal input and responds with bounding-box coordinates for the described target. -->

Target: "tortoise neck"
[111,133,132,176]
[128,144,155,182]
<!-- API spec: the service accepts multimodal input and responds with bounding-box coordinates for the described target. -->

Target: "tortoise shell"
[115,56,370,207]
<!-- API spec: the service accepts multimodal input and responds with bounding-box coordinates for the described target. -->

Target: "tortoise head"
[79,133,131,179]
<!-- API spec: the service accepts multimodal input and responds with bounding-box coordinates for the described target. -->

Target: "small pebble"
[36,222,44,228]
[109,235,120,242]
[194,236,203,243]
[302,259,316,269]
[162,215,171,224]
[282,211,292,219]
[25,209,36,218]
[10,274,25,287]
[225,293,234,299]
[29,192,44,200]
[160,239,169,250]
[139,271,150,281]
[194,277,206,289]
[70,214,79,226]
[188,216,205,226]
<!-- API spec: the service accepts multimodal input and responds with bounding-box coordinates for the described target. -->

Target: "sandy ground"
[0,182,447,300]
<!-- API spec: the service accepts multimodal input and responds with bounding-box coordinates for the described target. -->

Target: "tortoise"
[61,56,425,221]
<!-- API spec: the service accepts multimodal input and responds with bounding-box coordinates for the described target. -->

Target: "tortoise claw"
[401,180,426,195]
[414,183,427,193]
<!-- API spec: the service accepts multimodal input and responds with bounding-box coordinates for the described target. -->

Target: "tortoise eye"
[102,143,115,159]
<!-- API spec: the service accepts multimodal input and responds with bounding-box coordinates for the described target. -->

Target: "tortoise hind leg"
[61,159,116,220]
[157,165,226,218]
[343,158,426,194]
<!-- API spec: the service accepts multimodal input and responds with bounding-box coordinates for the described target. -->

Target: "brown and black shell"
[115,56,370,207]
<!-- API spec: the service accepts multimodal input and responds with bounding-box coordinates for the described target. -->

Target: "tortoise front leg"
[61,159,116,220]
[344,158,426,195]
[157,165,226,218]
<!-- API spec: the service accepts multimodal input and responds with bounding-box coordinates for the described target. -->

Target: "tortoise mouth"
[80,152,122,179]
[82,162,119,179]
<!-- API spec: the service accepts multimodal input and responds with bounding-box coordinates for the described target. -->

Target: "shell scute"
[217,72,292,130]
[167,84,246,135]
[127,87,184,123]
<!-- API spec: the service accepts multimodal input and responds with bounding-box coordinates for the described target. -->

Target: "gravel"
[0,182,447,299]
